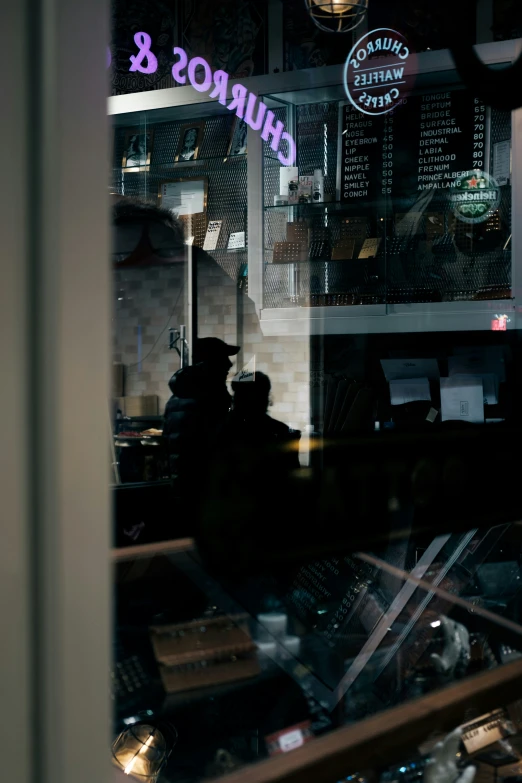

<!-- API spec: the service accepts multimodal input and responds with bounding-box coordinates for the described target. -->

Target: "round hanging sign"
[343,27,415,116]
[450,170,501,224]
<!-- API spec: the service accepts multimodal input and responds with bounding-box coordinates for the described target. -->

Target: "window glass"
[109,3,522,781]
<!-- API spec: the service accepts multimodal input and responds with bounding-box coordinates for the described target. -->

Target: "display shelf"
[112,537,195,562]
[114,155,246,175]
[216,661,522,783]
[267,258,357,265]
[108,42,522,118]
[261,55,515,319]
[211,247,247,253]
[259,300,516,336]
[264,200,357,213]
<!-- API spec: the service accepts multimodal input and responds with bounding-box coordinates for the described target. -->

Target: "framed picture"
[226,117,248,159]
[175,122,205,163]
[158,177,208,248]
[122,129,154,172]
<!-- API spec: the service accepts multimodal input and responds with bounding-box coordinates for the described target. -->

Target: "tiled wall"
[113,256,311,431]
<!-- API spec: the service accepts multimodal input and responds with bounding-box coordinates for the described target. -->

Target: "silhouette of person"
[198,371,302,571]
[163,337,240,494]
[222,370,301,471]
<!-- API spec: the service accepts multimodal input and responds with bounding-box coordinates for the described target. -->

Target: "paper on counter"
[381,358,440,382]
[390,377,431,406]
[441,375,484,424]
[448,356,500,404]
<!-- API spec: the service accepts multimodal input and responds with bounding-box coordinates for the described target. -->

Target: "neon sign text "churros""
[126,34,296,165]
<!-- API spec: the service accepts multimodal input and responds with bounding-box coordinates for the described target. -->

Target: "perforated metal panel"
[297,102,338,194]
[264,100,386,308]
[263,106,288,205]
[112,113,248,280]
[382,105,511,304]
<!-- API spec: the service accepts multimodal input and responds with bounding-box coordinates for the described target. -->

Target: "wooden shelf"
[217,661,522,783]
[112,537,195,562]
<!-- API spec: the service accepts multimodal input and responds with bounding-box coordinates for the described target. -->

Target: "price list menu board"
[339,91,488,207]
[390,91,483,203]
[340,104,384,204]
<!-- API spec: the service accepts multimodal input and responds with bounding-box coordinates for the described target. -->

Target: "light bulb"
[124,731,155,775]
[312,0,351,15]
[306,0,368,33]
[112,724,167,782]
[311,0,359,14]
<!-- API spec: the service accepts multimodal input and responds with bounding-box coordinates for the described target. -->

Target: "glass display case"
[112,520,522,783]
[263,89,512,308]
[255,40,520,337]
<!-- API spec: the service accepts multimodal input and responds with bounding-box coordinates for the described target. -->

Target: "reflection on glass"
[110,7,520,782]
[112,724,167,782]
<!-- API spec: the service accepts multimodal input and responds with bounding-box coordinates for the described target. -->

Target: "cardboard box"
[112,363,125,397]
[125,395,159,417]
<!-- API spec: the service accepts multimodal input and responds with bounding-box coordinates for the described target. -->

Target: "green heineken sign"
[450,170,500,224]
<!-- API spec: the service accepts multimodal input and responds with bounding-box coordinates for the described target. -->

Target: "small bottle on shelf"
[313,169,324,203]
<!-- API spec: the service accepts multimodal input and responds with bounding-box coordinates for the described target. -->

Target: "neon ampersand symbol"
[448,0,522,110]
[129,32,158,75]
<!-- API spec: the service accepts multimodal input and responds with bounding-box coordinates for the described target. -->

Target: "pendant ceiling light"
[304,0,368,34]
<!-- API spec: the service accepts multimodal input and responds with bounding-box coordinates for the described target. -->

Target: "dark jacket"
[163,363,232,487]
[218,410,301,471]
[198,411,302,573]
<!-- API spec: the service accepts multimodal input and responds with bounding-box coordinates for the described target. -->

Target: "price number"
[382,114,394,194]
[473,98,486,169]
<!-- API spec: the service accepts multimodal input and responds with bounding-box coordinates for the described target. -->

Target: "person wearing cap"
[163,337,240,495]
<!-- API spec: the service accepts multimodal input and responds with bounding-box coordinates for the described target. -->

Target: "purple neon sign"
[129,32,158,74]
[123,35,296,166]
